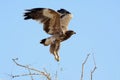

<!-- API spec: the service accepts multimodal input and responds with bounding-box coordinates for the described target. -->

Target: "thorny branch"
[12,58,51,80]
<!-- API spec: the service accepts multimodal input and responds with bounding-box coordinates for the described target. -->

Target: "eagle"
[24,8,76,61]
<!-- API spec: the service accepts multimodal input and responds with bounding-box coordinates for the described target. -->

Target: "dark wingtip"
[23,8,45,20]
[30,8,45,11]
[57,8,71,14]
[40,39,46,44]
[23,12,31,20]
[40,39,48,46]
[25,9,31,11]
[24,15,30,20]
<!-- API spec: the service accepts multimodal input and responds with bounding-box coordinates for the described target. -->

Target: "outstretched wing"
[50,40,61,61]
[24,8,63,35]
[57,9,73,33]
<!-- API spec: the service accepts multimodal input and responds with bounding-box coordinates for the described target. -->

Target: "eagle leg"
[53,51,60,62]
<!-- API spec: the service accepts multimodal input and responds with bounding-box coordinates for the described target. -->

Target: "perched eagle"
[24,8,76,61]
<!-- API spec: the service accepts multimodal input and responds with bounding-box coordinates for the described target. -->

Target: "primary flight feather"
[24,8,76,61]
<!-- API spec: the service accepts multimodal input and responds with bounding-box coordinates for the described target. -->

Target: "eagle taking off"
[24,8,76,62]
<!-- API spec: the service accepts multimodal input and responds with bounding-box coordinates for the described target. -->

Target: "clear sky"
[0,0,120,80]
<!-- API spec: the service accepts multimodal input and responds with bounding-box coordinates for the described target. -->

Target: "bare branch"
[92,53,96,66]
[90,53,97,80]
[55,71,58,80]
[27,65,34,80]
[11,73,39,78]
[12,58,51,80]
[80,53,90,80]
[90,66,97,80]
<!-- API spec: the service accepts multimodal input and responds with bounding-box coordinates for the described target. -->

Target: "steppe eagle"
[24,8,76,61]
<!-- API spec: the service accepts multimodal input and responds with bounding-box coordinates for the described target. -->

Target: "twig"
[55,71,58,80]
[90,53,97,80]
[90,66,97,80]
[12,58,51,80]
[27,65,34,80]
[80,54,90,80]
[11,73,39,78]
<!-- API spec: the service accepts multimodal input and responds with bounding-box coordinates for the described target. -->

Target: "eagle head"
[61,30,76,41]
[66,30,76,35]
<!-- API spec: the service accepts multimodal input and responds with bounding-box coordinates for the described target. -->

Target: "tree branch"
[27,65,34,80]
[11,73,39,78]
[90,53,97,80]
[80,53,90,80]
[12,58,51,80]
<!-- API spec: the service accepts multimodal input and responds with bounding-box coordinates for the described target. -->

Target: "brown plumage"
[24,8,76,61]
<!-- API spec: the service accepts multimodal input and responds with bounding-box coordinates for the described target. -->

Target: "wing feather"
[57,9,73,33]
[24,8,63,35]
[60,14,72,32]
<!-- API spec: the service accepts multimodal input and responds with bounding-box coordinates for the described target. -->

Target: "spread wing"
[57,9,73,33]
[24,8,63,35]
[50,40,60,61]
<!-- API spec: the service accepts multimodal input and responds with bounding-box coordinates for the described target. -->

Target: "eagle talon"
[54,55,60,62]
[53,51,60,62]
[55,57,60,62]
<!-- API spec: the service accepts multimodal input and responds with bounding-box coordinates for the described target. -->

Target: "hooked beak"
[73,32,76,34]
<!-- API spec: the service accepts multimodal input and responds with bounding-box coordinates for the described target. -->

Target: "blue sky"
[0,0,120,80]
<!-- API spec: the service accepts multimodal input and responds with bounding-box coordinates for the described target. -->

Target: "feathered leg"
[53,51,60,61]
[50,40,60,62]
